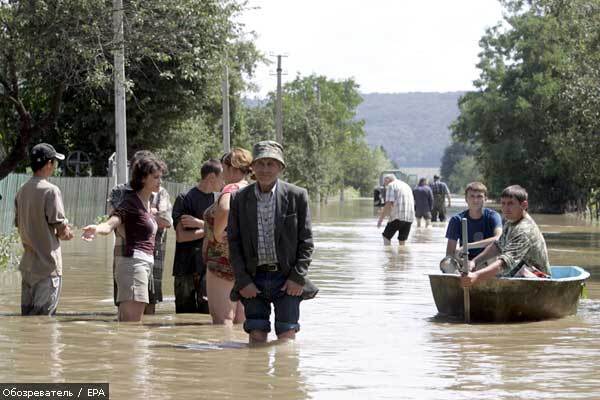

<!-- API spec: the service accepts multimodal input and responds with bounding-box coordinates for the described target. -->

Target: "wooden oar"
[461,218,471,323]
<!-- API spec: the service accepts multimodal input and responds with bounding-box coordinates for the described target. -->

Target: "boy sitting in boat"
[445,182,502,260]
[461,185,550,287]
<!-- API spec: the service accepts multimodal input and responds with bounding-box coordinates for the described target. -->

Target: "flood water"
[1,199,600,399]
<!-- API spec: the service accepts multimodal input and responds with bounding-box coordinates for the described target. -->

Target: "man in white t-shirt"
[377,174,415,245]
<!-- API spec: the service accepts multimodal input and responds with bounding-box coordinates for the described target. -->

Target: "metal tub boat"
[429,266,590,322]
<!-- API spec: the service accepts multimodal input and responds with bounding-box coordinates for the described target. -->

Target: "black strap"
[508,259,527,277]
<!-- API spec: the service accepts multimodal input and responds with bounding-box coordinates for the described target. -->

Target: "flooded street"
[1,199,600,399]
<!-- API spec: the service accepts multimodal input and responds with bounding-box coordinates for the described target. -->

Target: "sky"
[239,0,506,96]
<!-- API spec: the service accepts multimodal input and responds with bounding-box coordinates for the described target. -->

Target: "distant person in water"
[377,174,415,245]
[413,177,434,228]
[460,185,550,288]
[429,175,451,222]
[445,182,502,262]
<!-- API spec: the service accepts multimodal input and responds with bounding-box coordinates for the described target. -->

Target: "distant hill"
[356,92,465,168]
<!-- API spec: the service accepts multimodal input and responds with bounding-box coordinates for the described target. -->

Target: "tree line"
[441,0,600,213]
[0,0,391,199]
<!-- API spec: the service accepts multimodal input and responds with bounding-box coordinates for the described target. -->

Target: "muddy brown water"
[1,199,599,399]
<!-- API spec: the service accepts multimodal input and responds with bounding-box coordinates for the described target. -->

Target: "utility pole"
[113,0,128,184]
[272,54,287,144]
[222,64,230,153]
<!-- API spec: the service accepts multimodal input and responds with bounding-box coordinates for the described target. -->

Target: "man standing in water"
[171,159,223,313]
[229,140,317,343]
[430,175,451,222]
[377,174,415,245]
[15,143,74,315]
[461,185,550,287]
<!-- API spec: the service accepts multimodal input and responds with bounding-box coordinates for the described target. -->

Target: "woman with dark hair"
[82,155,167,322]
[203,148,253,325]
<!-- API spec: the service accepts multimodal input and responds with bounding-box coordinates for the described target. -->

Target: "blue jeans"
[241,271,301,335]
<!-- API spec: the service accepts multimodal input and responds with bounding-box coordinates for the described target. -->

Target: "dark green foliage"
[449,0,600,212]
[0,0,262,182]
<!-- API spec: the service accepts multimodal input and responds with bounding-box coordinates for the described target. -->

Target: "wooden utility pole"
[273,54,287,144]
[113,0,128,184]
[222,64,230,153]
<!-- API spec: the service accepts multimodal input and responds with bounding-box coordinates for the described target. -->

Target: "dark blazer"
[228,180,317,300]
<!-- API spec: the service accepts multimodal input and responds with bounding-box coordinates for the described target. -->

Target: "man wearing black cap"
[14,143,73,315]
[228,140,318,343]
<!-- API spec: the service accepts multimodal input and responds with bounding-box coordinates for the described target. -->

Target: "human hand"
[281,279,303,296]
[181,215,204,229]
[151,207,158,215]
[81,225,97,241]
[192,272,201,289]
[59,225,74,241]
[239,283,261,299]
[460,271,479,288]
[468,260,476,272]
[377,219,383,228]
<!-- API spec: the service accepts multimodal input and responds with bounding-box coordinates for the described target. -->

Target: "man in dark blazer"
[228,140,317,343]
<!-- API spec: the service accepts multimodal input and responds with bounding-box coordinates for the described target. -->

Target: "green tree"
[447,156,484,194]
[0,0,260,178]
[244,74,393,199]
[451,0,600,211]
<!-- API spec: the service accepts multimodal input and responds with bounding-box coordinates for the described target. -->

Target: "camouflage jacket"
[495,213,550,276]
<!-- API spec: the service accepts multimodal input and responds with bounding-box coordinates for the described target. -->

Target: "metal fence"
[0,174,190,234]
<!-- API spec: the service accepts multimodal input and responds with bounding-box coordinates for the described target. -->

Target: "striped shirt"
[385,179,415,223]
[255,182,278,266]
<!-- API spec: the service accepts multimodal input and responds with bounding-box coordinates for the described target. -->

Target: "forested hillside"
[356,92,464,167]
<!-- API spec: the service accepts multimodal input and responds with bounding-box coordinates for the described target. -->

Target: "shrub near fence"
[0,173,190,234]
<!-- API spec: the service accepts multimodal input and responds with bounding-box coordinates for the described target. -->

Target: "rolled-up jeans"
[241,270,301,335]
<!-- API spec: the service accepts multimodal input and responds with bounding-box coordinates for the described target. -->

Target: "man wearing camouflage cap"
[228,140,318,343]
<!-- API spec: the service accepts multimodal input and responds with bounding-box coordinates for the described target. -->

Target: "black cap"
[433,174,440,180]
[30,143,65,165]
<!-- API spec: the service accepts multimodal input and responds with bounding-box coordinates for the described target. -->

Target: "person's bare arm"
[377,202,393,228]
[213,193,231,243]
[82,216,121,240]
[461,258,504,287]
[175,217,204,243]
[459,227,502,251]
[446,239,458,257]
[469,242,501,270]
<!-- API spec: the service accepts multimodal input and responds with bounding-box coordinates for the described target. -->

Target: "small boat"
[429,266,590,322]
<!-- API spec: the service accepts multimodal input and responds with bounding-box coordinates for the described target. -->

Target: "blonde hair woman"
[203,148,253,324]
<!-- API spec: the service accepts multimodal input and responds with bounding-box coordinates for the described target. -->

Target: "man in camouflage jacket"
[460,185,550,287]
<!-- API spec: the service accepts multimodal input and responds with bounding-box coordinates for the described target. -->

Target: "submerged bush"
[0,230,22,270]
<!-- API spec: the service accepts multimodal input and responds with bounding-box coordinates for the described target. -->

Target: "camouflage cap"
[252,140,285,167]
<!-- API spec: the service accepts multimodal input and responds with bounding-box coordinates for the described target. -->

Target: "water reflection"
[0,199,599,399]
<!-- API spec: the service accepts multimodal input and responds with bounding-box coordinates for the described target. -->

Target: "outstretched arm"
[82,216,121,241]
